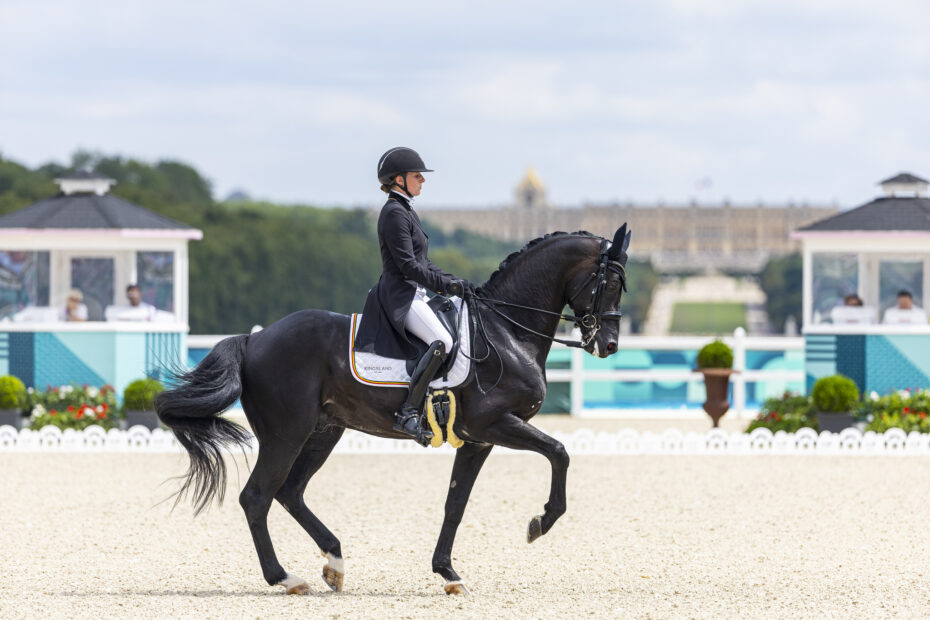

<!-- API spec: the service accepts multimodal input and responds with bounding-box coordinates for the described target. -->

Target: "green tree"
[760,252,802,332]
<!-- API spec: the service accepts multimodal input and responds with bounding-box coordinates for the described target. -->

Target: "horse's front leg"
[432,442,493,595]
[471,412,569,543]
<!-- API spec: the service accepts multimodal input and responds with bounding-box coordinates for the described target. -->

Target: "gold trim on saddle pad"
[426,389,464,449]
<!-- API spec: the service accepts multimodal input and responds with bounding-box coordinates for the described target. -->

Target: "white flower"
[897,389,911,399]
[86,386,99,399]
[867,414,874,422]
[96,405,104,413]
[27,387,34,394]
[869,391,880,401]
[30,404,46,418]
[60,385,74,395]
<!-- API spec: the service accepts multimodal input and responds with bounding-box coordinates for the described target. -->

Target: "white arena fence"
[3,425,930,456]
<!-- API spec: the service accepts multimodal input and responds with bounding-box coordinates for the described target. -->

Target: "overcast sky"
[1,0,928,209]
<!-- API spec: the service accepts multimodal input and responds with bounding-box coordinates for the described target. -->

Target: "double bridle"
[469,239,627,349]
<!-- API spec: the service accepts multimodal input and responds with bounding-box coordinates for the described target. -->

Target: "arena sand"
[1,448,928,619]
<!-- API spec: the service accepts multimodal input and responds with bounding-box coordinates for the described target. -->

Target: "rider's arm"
[382,205,454,294]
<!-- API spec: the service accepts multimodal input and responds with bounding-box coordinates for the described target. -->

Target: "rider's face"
[397,172,425,197]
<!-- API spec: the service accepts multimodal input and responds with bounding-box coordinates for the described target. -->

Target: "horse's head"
[566,223,631,358]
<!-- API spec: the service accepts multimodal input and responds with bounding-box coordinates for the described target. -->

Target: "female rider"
[354,147,472,444]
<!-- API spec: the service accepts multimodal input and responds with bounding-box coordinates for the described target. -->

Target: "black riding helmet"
[377,147,433,194]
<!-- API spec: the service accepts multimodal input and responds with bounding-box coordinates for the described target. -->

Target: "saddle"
[404,294,461,378]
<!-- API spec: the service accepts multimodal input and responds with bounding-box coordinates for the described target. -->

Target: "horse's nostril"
[607,341,617,352]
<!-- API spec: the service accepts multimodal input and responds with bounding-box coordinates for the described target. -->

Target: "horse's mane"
[483,230,601,288]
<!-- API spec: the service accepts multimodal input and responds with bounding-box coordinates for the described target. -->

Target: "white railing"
[549,327,805,418]
[2,425,928,456]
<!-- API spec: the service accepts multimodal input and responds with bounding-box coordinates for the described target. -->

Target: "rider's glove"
[446,280,470,298]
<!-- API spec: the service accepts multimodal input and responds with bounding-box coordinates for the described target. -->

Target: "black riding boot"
[394,341,447,446]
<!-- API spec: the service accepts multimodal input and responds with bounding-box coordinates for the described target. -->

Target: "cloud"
[0,0,928,207]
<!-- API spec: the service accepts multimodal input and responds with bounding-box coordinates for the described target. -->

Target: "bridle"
[470,239,626,349]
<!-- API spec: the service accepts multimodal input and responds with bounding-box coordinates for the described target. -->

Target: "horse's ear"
[608,223,627,259]
[623,229,632,254]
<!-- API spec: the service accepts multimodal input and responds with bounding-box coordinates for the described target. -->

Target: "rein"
[469,240,626,349]
[458,238,627,395]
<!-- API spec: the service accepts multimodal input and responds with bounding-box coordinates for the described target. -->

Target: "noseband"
[567,240,627,346]
[472,239,626,349]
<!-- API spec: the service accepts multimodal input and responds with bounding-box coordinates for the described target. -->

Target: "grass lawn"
[670,302,746,334]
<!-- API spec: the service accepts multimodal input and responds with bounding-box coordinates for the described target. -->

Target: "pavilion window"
[136,251,174,312]
[879,260,923,312]
[71,257,114,321]
[812,253,858,323]
[0,251,50,319]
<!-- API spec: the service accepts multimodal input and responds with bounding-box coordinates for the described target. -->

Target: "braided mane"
[482,231,601,288]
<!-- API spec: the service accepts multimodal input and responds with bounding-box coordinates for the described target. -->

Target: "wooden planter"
[125,409,161,430]
[0,409,23,429]
[818,412,856,433]
[699,368,735,428]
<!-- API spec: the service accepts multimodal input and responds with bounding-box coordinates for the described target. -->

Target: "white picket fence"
[2,424,929,455]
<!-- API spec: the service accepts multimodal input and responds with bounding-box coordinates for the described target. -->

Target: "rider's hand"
[446,280,470,298]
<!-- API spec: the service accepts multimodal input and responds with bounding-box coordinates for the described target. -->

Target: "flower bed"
[27,384,120,430]
[746,387,930,434]
[862,390,930,433]
[746,392,817,433]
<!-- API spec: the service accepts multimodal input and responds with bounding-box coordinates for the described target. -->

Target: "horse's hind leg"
[239,434,312,594]
[274,425,346,592]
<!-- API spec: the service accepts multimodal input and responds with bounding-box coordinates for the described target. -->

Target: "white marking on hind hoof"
[322,552,345,592]
[281,573,311,595]
[444,580,470,595]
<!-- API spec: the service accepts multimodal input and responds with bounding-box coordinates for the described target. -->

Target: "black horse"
[155,225,631,596]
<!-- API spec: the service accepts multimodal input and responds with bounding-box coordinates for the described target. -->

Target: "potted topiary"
[811,374,860,433]
[0,375,27,429]
[696,339,735,427]
[122,377,165,430]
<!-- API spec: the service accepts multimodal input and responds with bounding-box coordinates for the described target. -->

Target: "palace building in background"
[421,169,838,273]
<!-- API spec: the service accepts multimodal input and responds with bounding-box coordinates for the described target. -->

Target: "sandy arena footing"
[1,447,929,619]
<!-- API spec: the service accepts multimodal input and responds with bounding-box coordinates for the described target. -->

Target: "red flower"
[775,413,783,421]
[67,405,75,412]
[75,409,84,420]
[921,412,927,420]
[82,384,88,390]
[50,409,57,416]
[96,411,106,420]
[101,403,108,412]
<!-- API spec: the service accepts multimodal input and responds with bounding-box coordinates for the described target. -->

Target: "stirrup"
[394,410,433,447]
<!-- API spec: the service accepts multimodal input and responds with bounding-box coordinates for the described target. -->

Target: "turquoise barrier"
[188,333,804,415]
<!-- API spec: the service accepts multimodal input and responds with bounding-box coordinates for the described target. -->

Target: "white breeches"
[405,288,453,353]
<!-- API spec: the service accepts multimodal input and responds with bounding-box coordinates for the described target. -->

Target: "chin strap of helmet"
[393,172,411,198]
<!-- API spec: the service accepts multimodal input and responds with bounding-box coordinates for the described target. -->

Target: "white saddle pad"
[349,298,471,389]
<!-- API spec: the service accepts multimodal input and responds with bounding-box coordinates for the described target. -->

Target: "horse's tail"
[155,334,253,514]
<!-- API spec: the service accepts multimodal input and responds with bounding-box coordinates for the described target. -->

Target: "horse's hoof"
[322,565,344,592]
[322,553,345,592]
[286,582,311,595]
[527,514,544,543]
[444,580,470,595]
[281,573,311,595]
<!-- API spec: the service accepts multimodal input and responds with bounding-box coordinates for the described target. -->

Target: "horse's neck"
[482,238,593,356]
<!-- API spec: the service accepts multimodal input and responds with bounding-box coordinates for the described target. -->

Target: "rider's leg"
[405,293,454,353]
[395,295,454,443]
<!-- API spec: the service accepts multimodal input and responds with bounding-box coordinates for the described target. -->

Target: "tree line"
[0,151,661,334]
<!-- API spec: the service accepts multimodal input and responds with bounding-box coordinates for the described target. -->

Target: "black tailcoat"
[354,193,455,359]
